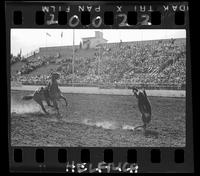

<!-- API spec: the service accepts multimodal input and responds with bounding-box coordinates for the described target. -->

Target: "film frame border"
[6,1,193,173]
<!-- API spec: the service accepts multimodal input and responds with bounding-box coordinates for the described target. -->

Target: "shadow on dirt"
[144,129,159,138]
[130,127,159,139]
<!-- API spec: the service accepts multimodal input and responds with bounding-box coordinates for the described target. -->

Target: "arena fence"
[11,81,22,87]
[20,81,186,90]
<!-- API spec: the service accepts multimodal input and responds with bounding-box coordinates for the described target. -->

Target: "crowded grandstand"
[11,38,186,90]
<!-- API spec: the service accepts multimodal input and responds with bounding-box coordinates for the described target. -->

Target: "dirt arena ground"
[10,90,185,147]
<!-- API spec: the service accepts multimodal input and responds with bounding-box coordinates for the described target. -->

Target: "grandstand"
[11,38,186,90]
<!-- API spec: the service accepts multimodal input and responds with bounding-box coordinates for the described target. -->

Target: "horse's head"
[50,72,60,81]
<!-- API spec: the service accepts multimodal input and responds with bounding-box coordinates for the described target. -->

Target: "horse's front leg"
[60,94,68,107]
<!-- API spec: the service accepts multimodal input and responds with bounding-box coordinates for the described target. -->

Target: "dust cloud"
[11,97,41,114]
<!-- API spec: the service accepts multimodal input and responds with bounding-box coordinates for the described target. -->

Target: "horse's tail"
[22,95,33,100]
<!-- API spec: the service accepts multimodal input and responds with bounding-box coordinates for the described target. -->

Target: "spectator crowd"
[11,38,186,90]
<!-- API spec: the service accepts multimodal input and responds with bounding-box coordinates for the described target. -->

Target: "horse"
[22,72,68,116]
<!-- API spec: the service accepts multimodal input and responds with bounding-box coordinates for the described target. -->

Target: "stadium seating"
[11,38,186,89]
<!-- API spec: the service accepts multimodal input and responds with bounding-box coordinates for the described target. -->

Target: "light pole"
[98,46,100,78]
[60,32,63,56]
[45,32,51,57]
[72,29,75,86]
[45,34,47,57]
[97,44,101,86]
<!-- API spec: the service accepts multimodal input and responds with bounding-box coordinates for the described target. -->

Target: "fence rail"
[20,81,186,90]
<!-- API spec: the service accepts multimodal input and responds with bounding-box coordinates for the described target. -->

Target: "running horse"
[22,72,68,116]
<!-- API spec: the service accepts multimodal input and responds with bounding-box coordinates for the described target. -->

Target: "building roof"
[82,37,96,40]
[82,37,108,41]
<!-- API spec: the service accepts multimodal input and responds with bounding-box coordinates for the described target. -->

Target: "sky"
[11,29,186,56]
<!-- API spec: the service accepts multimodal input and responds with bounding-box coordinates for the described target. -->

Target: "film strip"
[6,1,193,173]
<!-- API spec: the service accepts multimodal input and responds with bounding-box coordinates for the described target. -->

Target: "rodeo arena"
[11,30,186,147]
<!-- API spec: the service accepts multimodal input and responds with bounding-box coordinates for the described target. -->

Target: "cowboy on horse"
[22,72,68,116]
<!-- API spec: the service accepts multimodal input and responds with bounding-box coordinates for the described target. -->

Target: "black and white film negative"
[6,1,193,173]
